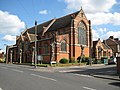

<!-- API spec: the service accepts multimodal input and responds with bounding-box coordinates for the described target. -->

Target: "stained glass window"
[78,22,87,45]
[61,41,67,51]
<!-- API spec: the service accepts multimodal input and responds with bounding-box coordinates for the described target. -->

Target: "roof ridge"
[56,10,80,20]
[28,19,54,30]
[110,38,119,44]
[103,40,112,49]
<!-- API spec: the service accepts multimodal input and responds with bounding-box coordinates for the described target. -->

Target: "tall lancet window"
[78,22,87,45]
[61,41,67,51]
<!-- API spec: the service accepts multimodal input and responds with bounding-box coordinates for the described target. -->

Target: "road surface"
[0,63,119,90]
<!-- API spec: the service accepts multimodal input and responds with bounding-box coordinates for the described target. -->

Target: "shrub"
[77,56,82,63]
[77,56,90,63]
[92,58,96,64]
[84,57,89,64]
[60,58,68,64]
[84,57,90,62]
[0,58,5,63]
[96,59,102,64]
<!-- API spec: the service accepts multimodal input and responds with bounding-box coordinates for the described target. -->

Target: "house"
[92,39,112,60]
[6,8,92,64]
[104,36,120,57]
[0,49,4,59]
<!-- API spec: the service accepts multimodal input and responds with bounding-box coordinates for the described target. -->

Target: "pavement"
[89,65,120,81]
[50,64,119,81]
[55,64,120,81]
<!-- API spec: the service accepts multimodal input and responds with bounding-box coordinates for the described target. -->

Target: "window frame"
[44,44,49,54]
[78,21,87,45]
[61,41,67,52]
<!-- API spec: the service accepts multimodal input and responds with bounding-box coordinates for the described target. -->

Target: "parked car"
[108,56,117,65]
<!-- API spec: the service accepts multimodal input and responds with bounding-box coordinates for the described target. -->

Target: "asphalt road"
[0,63,120,90]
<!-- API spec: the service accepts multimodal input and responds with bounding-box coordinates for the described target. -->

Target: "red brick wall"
[12,11,92,64]
[75,46,89,59]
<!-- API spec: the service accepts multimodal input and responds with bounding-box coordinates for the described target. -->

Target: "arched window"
[78,22,87,45]
[61,41,67,51]
[44,44,49,54]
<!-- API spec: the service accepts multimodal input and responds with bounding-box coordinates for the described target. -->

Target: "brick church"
[6,8,92,64]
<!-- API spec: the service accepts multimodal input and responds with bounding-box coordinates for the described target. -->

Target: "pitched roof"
[114,38,120,44]
[102,43,111,50]
[48,11,79,32]
[27,11,80,34]
[93,39,112,50]
[17,9,86,44]
[27,20,52,34]
[103,40,112,49]
[107,38,118,45]
[42,18,56,36]
[29,34,37,42]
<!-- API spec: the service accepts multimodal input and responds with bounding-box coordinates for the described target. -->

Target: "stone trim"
[59,51,69,54]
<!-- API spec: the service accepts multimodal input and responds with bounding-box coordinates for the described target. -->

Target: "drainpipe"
[71,15,75,58]
[89,20,92,66]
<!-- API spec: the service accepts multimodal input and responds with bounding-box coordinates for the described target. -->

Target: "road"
[0,63,120,90]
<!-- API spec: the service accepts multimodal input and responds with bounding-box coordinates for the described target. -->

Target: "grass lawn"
[12,62,87,67]
[56,63,86,67]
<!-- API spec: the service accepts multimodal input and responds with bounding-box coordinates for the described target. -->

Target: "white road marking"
[79,74,92,77]
[0,88,3,90]
[73,74,92,78]
[59,70,79,72]
[1,67,8,69]
[83,86,96,90]
[11,69,23,73]
[30,73,57,82]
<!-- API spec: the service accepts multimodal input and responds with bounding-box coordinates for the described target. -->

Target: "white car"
[114,57,117,64]
[108,56,116,65]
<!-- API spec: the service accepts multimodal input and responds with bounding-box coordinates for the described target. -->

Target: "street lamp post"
[34,21,37,68]
[5,45,8,64]
[32,47,35,65]
[10,50,13,64]
[20,49,22,64]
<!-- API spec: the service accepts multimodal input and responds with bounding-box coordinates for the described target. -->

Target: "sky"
[0,0,120,52]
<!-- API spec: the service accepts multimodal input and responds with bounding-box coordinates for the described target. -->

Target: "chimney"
[103,40,105,44]
[109,36,114,39]
[114,38,119,41]
[98,38,100,40]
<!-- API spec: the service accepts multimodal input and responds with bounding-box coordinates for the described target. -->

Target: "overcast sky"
[0,0,120,52]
